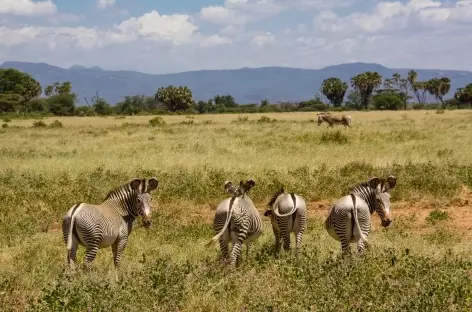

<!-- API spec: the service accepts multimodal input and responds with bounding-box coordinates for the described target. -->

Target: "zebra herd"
[61,175,396,270]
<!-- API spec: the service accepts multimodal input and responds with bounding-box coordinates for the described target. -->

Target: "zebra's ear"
[147,178,159,192]
[368,177,381,191]
[384,175,396,192]
[245,178,255,190]
[130,178,141,190]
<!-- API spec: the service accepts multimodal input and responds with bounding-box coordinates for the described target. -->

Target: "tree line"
[1,67,471,116]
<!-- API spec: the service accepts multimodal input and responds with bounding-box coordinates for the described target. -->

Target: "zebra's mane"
[350,180,380,193]
[267,187,285,207]
[104,181,139,200]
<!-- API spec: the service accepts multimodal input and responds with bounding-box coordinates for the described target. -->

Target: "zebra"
[61,177,159,270]
[206,178,262,267]
[317,112,352,127]
[263,187,307,255]
[324,176,396,257]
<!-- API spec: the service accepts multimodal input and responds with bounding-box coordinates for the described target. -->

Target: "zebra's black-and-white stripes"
[264,187,307,255]
[324,176,396,256]
[206,179,262,267]
[61,177,159,270]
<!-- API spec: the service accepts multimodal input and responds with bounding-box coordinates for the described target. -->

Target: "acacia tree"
[454,83,472,107]
[383,70,417,109]
[426,77,451,107]
[350,71,382,109]
[154,85,194,112]
[321,77,348,107]
[44,81,72,96]
[412,81,428,104]
[0,68,42,112]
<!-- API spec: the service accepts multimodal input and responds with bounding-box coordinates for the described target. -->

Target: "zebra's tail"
[272,193,298,218]
[350,194,367,243]
[66,203,82,250]
[205,197,235,248]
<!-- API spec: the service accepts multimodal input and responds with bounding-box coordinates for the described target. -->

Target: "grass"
[1,110,472,311]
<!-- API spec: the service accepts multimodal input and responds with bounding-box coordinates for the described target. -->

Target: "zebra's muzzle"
[142,218,152,229]
[381,219,392,227]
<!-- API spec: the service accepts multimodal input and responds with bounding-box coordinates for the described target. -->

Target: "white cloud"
[0,0,56,16]
[97,0,116,10]
[251,32,275,45]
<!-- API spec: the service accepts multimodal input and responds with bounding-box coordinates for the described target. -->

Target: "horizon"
[0,1,471,74]
[2,60,472,76]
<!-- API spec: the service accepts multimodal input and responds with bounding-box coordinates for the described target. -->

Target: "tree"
[344,90,362,110]
[372,92,403,110]
[425,77,451,107]
[45,81,72,96]
[454,83,472,107]
[47,94,77,116]
[350,71,382,109]
[0,68,42,112]
[154,85,193,112]
[321,77,348,107]
[213,95,238,108]
[411,81,428,104]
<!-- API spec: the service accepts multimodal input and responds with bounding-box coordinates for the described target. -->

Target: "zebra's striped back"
[207,178,262,267]
[264,188,307,254]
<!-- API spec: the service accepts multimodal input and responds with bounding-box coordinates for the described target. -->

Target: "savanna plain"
[1,110,472,312]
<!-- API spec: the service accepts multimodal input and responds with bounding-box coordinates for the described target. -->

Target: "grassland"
[1,110,472,311]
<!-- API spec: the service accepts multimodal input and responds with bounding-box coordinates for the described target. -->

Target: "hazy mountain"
[1,61,471,105]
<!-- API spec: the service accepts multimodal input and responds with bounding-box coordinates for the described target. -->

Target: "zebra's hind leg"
[229,227,248,268]
[273,228,281,256]
[282,230,291,252]
[218,231,230,266]
[67,238,79,271]
[83,246,100,271]
[294,231,304,256]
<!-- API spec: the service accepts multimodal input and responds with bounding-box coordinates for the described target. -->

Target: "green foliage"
[297,99,327,111]
[44,82,72,97]
[47,94,77,116]
[258,116,275,123]
[372,92,403,110]
[155,85,194,112]
[426,77,451,107]
[426,209,450,225]
[93,98,112,116]
[321,77,348,107]
[148,116,166,126]
[2,123,7,128]
[213,94,238,108]
[0,68,42,110]
[454,83,472,107]
[350,71,383,109]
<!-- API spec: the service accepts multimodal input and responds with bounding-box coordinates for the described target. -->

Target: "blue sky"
[0,0,471,73]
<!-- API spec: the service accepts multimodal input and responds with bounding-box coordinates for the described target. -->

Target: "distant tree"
[47,94,77,116]
[350,71,382,109]
[93,98,112,115]
[154,85,193,112]
[411,81,429,104]
[372,92,403,110]
[321,77,348,107]
[44,81,72,96]
[260,98,269,107]
[0,68,42,112]
[425,77,451,107]
[213,95,238,108]
[454,83,472,107]
[344,90,362,110]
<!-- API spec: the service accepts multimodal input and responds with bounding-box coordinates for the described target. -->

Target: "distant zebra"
[324,176,396,256]
[62,177,159,270]
[264,187,307,255]
[206,179,262,267]
[317,112,352,127]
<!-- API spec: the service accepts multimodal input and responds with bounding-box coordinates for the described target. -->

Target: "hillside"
[1,61,471,105]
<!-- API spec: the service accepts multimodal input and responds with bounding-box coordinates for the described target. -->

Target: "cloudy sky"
[0,0,471,74]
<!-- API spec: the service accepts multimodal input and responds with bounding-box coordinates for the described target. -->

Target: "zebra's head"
[317,114,324,126]
[129,177,159,229]
[239,178,256,196]
[368,176,397,227]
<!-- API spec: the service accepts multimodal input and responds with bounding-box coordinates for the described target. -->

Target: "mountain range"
[1,61,471,105]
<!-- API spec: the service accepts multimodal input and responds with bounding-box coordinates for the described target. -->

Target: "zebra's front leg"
[112,237,128,269]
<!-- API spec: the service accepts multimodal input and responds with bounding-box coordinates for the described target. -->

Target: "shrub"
[148,117,166,126]
[48,120,63,128]
[32,120,46,128]
[320,130,349,144]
